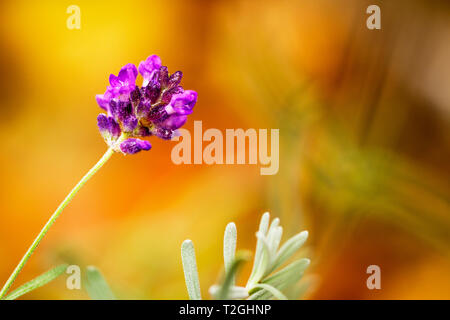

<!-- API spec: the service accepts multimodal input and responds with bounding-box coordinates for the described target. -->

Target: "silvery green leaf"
[218,252,249,300]
[265,258,310,288]
[223,222,237,282]
[251,283,288,300]
[249,258,310,300]
[264,226,283,277]
[209,284,220,298]
[270,230,308,273]
[250,231,271,285]
[247,290,264,300]
[4,264,68,300]
[247,212,270,286]
[85,266,116,300]
[266,218,280,253]
[210,285,248,300]
[181,240,202,300]
[228,286,250,299]
[272,227,283,258]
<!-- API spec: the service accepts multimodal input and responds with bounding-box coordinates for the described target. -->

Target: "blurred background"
[0,0,449,299]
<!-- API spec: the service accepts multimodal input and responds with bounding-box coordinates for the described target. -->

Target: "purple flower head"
[96,55,197,154]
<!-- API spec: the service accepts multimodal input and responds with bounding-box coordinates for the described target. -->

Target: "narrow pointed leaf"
[210,285,249,300]
[85,266,116,300]
[223,222,237,279]
[272,226,283,257]
[265,258,310,288]
[266,218,279,250]
[181,240,202,300]
[251,231,271,284]
[249,258,310,300]
[251,283,288,300]
[209,284,220,297]
[228,286,250,299]
[271,231,308,272]
[4,264,68,300]
[247,212,270,286]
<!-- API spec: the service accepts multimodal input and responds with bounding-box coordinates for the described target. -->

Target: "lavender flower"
[96,55,197,154]
[0,55,199,300]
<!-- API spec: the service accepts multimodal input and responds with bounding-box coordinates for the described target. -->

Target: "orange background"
[0,0,449,299]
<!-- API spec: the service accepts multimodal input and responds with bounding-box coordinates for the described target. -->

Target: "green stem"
[0,147,115,299]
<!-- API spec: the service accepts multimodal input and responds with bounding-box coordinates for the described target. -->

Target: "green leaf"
[247,212,270,286]
[251,231,271,284]
[270,231,308,273]
[85,266,116,300]
[218,251,250,300]
[251,283,288,300]
[181,240,202,300]
[4,264,68,300]
[210,285,248,300]
[223,222,237,281]
[249,258,310,300]
[270,226,283,259]
[265,258,309,287]
[266,218,280,253]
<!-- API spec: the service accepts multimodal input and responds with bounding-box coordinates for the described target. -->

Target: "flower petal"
[108,63,138,96]
[120,138,152,154]
[97,114,121,139]
[161,114,187,130]
[138,55,162,86]
[165,90,197,116]
[168,71,183,89]
[96,90,113,111]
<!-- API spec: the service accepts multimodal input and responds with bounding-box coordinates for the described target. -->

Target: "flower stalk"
[0,146,115,299]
